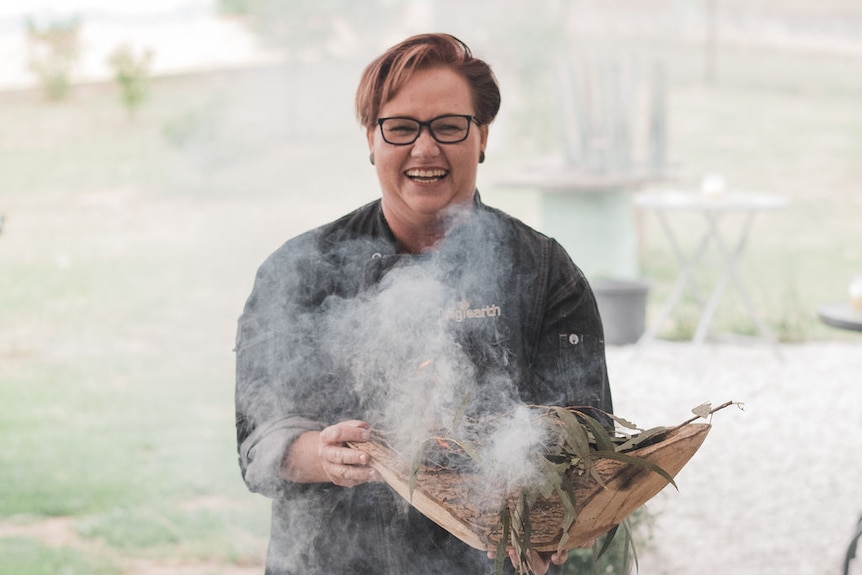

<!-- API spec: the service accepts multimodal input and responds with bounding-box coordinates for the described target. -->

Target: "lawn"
[0,28,860,575]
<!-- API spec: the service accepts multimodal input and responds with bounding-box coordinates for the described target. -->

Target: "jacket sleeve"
[234,243,327,499]
[527,239,613,415]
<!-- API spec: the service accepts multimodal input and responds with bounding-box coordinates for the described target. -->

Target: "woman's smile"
[404,168,449,183]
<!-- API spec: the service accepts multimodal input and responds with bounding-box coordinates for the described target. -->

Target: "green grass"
[0,539,119,575]
[0,25,860,575]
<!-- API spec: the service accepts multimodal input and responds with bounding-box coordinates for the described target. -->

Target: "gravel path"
[604,340,862,575]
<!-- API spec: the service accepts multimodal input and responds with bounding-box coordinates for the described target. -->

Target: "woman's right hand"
[317,420,380,487]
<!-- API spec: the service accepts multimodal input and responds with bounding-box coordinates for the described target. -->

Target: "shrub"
[25,15,82,101]
[107,45,154,120]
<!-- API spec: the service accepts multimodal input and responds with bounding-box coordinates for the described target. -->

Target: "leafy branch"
[399,401,740,575]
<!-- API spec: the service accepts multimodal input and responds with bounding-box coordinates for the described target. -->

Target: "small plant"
[25,15,82,101]
[565,508,651,575]
[107,44,154,120]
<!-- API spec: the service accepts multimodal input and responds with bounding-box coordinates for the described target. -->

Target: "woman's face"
[367,66,488,231]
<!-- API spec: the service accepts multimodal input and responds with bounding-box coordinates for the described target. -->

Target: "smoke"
[310,213,549,494]
[482,404,549,492]
[321,256,475,456]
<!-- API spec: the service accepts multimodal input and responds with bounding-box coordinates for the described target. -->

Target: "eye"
[435,123,463,135]
[384,120,419,134]
[431,116,469,137]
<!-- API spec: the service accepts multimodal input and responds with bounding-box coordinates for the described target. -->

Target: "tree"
[26,15,82,101]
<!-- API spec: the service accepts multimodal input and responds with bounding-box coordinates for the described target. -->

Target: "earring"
[369,153,375,166]
[479,151,485,164]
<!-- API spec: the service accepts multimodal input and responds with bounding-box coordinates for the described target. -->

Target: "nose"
[410,128,441,159]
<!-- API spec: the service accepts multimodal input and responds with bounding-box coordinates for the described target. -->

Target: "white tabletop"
[634,190,788,212]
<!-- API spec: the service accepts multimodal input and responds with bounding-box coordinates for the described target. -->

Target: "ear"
[477,123,489,152]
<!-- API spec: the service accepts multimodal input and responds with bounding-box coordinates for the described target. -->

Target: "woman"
[235,33,612,575]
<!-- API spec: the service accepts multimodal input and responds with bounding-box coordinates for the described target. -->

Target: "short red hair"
[355,33,501,130]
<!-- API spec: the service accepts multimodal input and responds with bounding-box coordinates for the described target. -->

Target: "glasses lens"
[430,115,470,143]
[380,118,420,144]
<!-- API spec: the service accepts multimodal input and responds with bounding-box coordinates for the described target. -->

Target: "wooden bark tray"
[349,422,710,552]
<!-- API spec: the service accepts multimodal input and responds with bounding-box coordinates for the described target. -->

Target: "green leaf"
[614,426,669,452]
[450,393,471,429]
[451,437,484,466]
[555,481,576,548]
[625,517,639,573]
[604,412,644,433]
[591,450,678,490]
[535,457,565,499]
[521,494,531,554]
[551,406,590,460]
[495,507,510,575]
[595,523,619,559]
[692,402,713,419]
[578,411,617,453]
[408,440,428,501]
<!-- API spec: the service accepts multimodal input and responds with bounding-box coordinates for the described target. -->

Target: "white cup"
[701,173,726,198]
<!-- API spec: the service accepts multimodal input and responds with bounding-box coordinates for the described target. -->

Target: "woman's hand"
[317,420,379,487]
[486,548,568,575]
[488,539,596,574]
[283,420,380,486]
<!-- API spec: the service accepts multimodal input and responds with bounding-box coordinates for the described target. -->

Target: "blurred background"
[0,1,860,574]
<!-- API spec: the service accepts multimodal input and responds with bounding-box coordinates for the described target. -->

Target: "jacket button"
[568,334,580,345]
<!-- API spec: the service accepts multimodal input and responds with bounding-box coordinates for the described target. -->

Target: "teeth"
[406,169,447,179]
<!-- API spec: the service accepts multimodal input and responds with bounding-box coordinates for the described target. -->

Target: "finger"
[328,462,379,486]
[507,549,520,567]
[576,538,596,549]
[551,550,569,565]
[322,445,370,466]
[526,550,551,575]
[319,421,371,444]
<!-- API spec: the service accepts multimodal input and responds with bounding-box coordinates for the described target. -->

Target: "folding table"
[634,190,787,350]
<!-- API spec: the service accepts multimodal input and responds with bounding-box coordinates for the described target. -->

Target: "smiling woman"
[234,33,613,575]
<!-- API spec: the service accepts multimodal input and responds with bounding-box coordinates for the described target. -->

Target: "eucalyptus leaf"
[595,523,620,559]
[552,406,591,460]
[692,402,713,419]
[408,440,428,501]
[614,425,669,452]
[591,450,678,490]
[625,517,639,573]
[604,412,644,433]
[494,506,510,575]
[451,393,471,429]
[555,482,576,550]
[535,457,564,499]
[578,411,617,453]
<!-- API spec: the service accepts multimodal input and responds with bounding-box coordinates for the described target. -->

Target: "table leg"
[693,210,782,357]
[655,209,707,305]
[638,209,713,344]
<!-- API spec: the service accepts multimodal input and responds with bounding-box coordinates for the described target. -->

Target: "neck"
[383,202,473,255]
[390,219,446,254]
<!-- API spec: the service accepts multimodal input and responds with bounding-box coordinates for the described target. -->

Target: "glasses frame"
[376,114,480,146]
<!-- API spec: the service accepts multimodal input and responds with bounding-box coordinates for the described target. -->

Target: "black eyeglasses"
[377,114,479,145]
